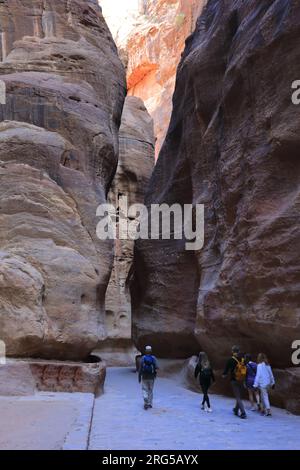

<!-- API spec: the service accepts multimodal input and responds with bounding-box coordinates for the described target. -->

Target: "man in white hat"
[138,345,158,410]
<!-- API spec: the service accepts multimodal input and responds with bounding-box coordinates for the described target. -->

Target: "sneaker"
[149,405,153,409]
[144,404,149,410]
[207,408,212,413]
[265,410,272,417]
[240,413,247,419]
[201,405,205,411]
[233,408,239,416]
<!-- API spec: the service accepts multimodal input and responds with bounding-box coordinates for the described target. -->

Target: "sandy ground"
[89,367,300,450]
[0,393,94,450]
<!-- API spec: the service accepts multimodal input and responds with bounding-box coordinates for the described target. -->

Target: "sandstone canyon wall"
[0,0,126,359]
[132,0,300,368]
[126,0,207,158]
[103,96,155,349]
[100,0,207,158]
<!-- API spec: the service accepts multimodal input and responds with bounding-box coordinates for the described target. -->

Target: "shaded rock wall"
[104,96,155,344]
[132,0,300,366]
[0,0,126,359]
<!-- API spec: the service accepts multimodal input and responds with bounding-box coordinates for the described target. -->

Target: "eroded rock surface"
[132,0,300,366]
[126,0,207,158]
[0,0,126,359]
[0,358,106,396]
[104,96,154,346]
[101,0,207,158]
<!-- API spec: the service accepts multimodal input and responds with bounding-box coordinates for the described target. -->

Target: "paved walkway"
[89,367,300,450]
[1,368,299,450]
[0,392,93,450]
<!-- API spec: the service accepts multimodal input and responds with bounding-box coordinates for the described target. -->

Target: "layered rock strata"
[100,0,207,157]
[132,0,300,366]
[102,96,154,354]
[0,0,126,359]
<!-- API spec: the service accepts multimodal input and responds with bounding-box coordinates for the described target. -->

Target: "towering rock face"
[104,96,155,347]
[0,0,126,359]
[132,0,300,367]
[126,0,206,158]
[100,0,207,158]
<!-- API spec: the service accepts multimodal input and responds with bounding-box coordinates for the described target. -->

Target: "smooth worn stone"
[0,0,126,360]
[132,0,300,369]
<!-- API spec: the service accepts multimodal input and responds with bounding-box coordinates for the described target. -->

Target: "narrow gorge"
[0,0,299,418]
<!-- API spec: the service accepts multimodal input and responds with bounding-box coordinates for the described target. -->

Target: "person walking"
[138,345,158,410]
[253,353,275,417]
[244,353,260,411]
[194,352,215,412]
[222,346,247,419]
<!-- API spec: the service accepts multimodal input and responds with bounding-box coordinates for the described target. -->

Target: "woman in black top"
[194,352,215,412]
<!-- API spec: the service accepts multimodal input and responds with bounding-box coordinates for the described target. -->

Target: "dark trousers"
[231,380,246,415]
[200,381,211,408]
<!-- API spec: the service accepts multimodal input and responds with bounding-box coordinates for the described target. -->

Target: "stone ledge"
[0,358,106,397]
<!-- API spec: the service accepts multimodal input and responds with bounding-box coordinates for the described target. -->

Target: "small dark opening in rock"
[85,354,101,363]
[69,95,81,102]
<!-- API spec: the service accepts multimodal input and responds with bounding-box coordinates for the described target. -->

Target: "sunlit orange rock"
[101,0,207,158]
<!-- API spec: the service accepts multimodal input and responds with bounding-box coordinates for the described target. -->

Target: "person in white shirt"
[253,353,275,416]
